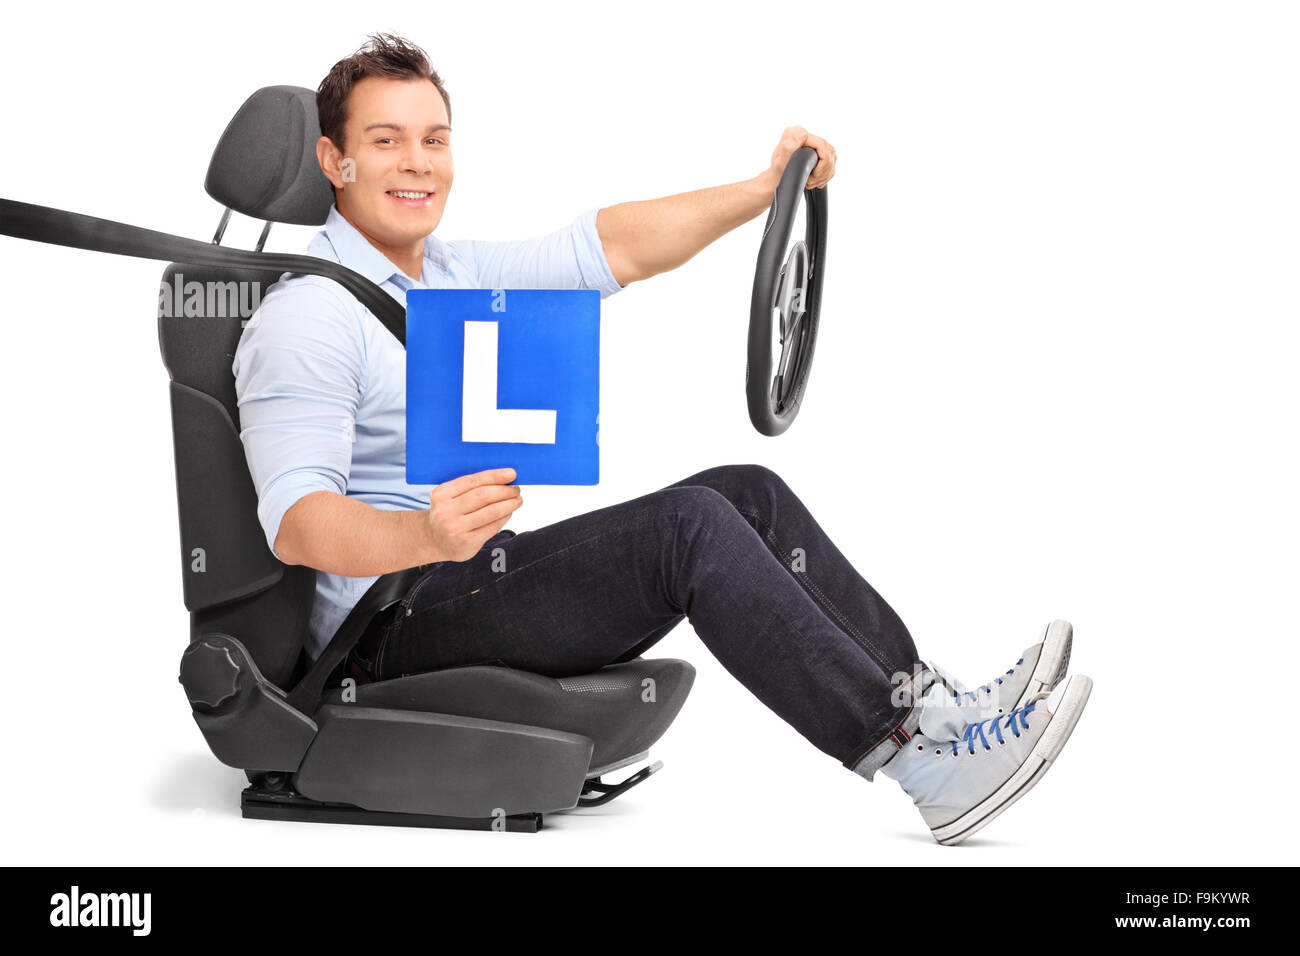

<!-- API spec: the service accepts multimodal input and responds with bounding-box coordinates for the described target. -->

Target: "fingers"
[774,125,837,190]
[457,513,514,559]
[474,513,513,542]
[427,468,521,545]
[432,481,522,531]
[437,466,518,498]
[457,481,523,517]
[461,492,524,533]
[770,125,807,167]
[803,134,837,189]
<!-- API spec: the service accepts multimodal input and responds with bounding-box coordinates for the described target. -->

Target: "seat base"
[241,782,544,832]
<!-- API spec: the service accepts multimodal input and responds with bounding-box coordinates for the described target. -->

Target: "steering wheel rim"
[747,145,828,436]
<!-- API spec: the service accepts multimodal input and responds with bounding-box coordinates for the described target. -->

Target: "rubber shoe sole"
[1016,619,1073,707]
[930,673,1092,846]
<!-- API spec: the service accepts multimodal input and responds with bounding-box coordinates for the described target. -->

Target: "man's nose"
[398,143,435,175]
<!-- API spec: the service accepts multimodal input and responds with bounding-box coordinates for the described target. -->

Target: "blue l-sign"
[406,289,600,485]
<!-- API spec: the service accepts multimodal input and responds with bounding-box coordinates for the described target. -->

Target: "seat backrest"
[158,86,337,688]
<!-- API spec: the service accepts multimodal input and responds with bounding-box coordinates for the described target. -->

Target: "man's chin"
[376,209,442,240]
[338,199,441,242]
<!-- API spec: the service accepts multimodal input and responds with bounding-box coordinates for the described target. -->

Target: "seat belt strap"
[285,565,427,715]
[0,198,407,346]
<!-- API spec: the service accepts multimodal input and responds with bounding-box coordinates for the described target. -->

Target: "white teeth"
[390,191,430,200]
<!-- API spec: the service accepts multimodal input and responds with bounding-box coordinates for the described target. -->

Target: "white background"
[1,0,1296,865]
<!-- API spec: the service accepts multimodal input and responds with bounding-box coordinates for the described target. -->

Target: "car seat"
[3,85,695,832]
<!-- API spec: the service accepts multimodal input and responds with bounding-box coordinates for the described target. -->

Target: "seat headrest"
[204,85,334,226]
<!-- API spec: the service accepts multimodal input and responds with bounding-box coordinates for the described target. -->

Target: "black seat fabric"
[322,659,695,773]
[159,260,309,686]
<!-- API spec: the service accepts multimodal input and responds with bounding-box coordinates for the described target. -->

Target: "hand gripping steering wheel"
[747,145,828,436]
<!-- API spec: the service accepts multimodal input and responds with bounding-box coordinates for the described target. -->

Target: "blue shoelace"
[953,656,1024,702]
[951,689,1047,756]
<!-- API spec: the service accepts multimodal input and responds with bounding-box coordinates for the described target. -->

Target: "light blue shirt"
[232,203,624,660]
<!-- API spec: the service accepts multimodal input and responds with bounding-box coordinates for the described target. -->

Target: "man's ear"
[316,135,348,190]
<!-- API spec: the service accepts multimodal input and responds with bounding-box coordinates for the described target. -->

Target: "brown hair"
[317,33,451,153]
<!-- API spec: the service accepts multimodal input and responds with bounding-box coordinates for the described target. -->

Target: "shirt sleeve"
[454,206,624,298]
[231,279,368,559]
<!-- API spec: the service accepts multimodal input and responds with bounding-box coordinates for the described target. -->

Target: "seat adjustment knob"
[179,639,243,710]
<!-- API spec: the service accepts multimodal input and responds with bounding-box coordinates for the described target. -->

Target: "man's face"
[319,75,453,249]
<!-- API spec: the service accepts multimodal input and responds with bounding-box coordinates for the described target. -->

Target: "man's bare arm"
[596,126,837,286]
[273,468,524,576]
[273,492,438,576]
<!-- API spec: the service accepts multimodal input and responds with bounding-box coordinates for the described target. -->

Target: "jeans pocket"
[399,570,438,614]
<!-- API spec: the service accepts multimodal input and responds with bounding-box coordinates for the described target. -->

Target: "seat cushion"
[321,658,694,774]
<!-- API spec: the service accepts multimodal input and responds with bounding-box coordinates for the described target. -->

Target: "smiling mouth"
[386,190,435,206]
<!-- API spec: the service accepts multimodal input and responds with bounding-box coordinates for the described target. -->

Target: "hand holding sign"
[425,467,523,563]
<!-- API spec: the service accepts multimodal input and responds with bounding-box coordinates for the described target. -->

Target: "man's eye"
[427,138,445,146]
[378,138,395,145]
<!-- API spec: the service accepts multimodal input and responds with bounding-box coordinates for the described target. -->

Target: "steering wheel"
[747,145,828,436]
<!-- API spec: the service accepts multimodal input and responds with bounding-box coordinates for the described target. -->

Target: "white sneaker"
[920,620,1074,742]
[882,673,1093,845]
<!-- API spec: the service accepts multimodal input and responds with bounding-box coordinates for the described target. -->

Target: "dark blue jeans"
[351,464,930,778]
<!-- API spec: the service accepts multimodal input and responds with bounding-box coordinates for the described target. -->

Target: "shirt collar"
[319,203,450,289]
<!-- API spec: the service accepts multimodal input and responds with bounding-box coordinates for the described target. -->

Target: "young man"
[232,33,1092,845]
